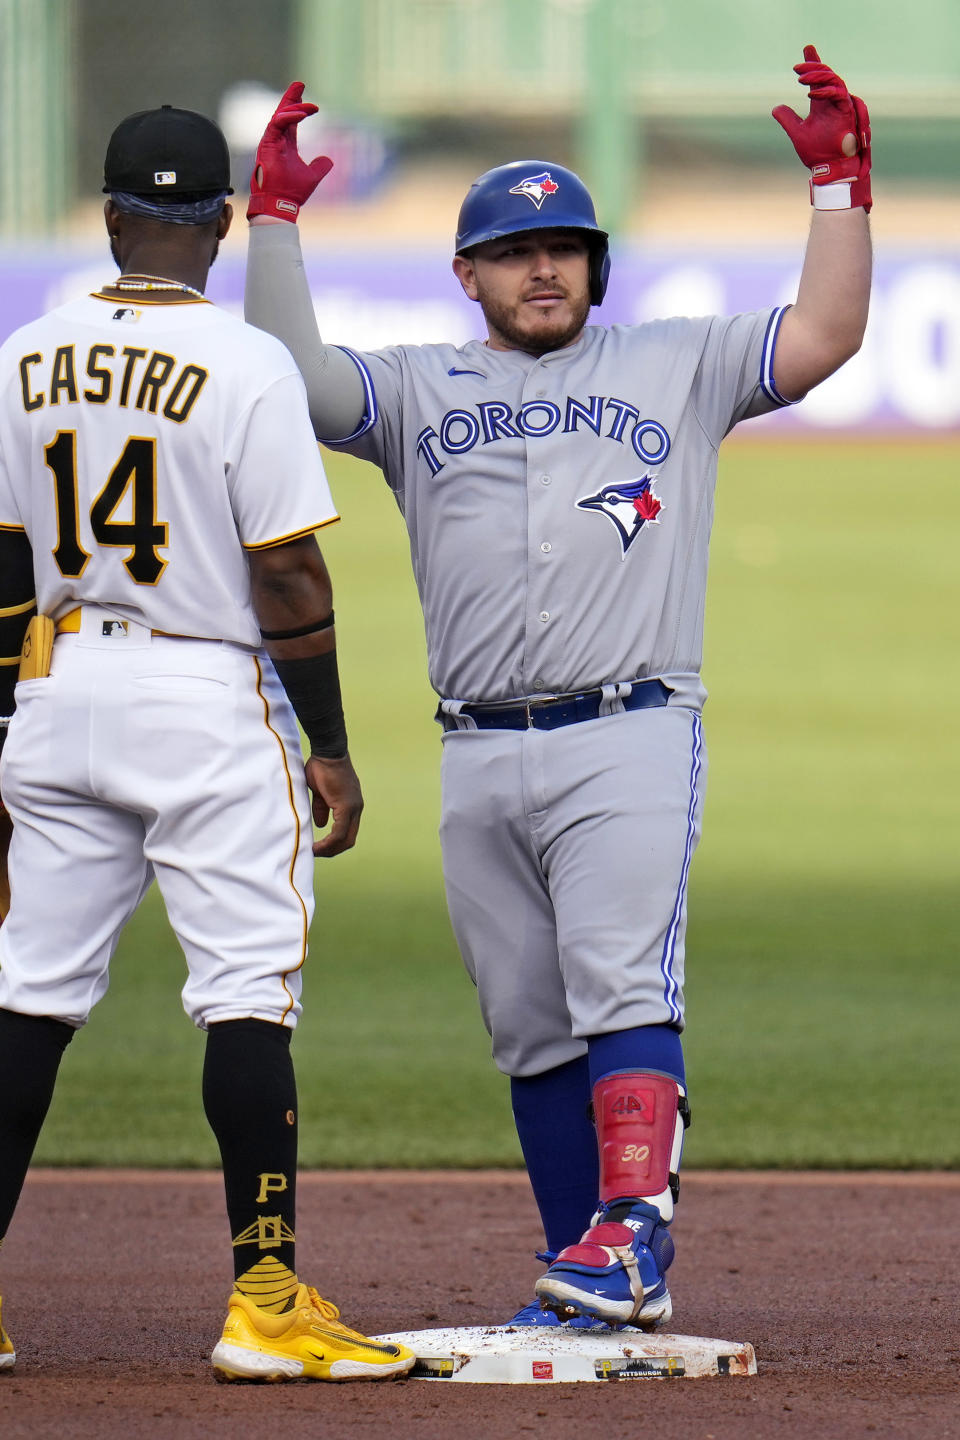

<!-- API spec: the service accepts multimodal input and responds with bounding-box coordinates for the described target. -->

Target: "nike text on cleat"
[534,1199,675,1330]
[210,1282,415,1382]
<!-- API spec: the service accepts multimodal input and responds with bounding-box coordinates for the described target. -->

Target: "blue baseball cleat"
[507,1298,610,1330]
[533,1199,674,1330]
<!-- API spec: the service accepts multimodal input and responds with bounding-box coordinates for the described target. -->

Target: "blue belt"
[439,679,671,733]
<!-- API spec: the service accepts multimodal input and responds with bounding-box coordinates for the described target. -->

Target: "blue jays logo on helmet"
[509,171,560,209]
[576,475,664,556]
[454,158,611,305]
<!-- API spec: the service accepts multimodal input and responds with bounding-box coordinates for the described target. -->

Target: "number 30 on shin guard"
[593,1072,689,1207]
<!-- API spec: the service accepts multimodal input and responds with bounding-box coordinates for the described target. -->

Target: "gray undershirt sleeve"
[244,222,367,442]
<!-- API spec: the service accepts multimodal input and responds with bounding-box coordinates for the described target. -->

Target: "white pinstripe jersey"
[329,307,792,708]
[0,293,336,648]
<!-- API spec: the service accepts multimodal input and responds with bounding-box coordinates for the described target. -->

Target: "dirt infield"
[1,1171,958,1439]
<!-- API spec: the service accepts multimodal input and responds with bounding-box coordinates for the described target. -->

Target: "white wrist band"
[811,180,853,211]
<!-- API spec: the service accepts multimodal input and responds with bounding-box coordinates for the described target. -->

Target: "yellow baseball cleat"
[0,1297,15,1372]
[210,1283,415,1382]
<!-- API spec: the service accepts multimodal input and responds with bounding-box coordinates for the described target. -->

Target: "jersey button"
[540,542,552,553]
[539,474,551,486]
[532,679,545,690]
[539,611,550,623]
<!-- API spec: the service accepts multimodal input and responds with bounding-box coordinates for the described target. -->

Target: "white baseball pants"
[0,609,315,1029]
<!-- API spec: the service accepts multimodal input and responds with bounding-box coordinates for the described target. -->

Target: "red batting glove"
[772,45,872,212]
[247,81,334,221]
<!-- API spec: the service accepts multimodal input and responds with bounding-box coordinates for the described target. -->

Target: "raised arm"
[244,84,367,440]
[771,46,873,402]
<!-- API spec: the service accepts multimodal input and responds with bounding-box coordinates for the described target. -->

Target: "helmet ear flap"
[590,242,611,306]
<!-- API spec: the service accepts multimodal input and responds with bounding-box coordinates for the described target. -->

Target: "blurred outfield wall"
[2,0,960,230]
[1,0,958,432]
[299,0,960,227]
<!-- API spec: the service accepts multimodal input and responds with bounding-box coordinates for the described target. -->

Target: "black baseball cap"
[103,105,234,197]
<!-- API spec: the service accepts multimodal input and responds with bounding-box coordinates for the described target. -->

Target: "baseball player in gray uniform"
[243,47,871,1329]
[0,105,414,1381]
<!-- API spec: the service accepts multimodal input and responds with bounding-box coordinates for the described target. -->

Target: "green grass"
[32,438,960,1169]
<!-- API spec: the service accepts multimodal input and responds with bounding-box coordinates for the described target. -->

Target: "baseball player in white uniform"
[242,47,872,1329]
[0,105,414,1381]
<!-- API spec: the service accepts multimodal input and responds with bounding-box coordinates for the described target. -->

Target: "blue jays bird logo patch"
[509,172,560,209]
[577,475,663,556]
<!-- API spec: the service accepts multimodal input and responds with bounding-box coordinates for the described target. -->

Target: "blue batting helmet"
[455,160,610,306]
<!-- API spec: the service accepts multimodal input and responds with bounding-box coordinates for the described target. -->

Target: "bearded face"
[454,232,592,356]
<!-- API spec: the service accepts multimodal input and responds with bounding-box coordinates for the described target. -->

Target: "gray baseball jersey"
[325,311,790,708]
[243,225,794,1073]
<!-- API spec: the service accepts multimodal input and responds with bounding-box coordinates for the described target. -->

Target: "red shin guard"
[593,1071,685,1209]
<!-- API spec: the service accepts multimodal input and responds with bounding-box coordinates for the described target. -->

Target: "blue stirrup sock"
[510,1056,598,1256]
[587,1024,685,1090]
